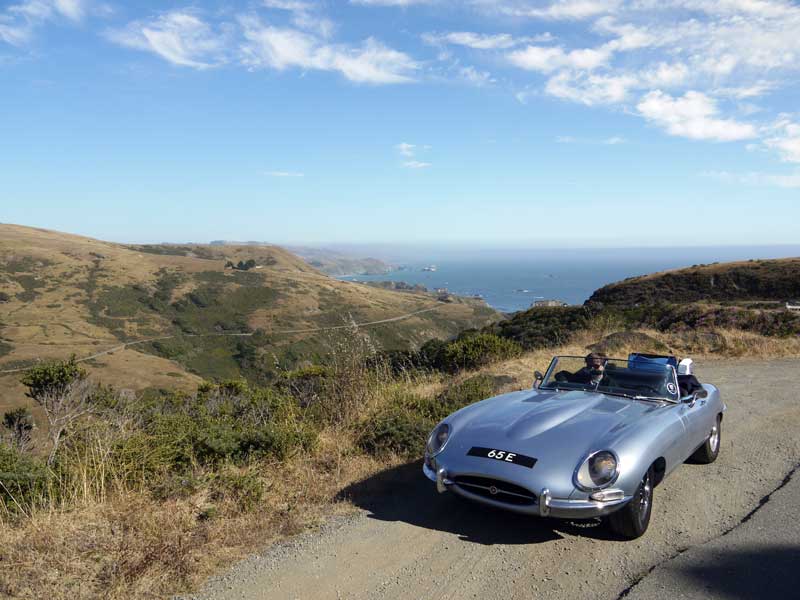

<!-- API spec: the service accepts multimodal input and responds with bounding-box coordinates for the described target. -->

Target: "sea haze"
[338,246,800,313]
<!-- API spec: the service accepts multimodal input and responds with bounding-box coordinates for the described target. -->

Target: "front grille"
[453,475,536,506]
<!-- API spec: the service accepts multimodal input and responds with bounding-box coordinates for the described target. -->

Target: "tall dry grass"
[2,325,800,598]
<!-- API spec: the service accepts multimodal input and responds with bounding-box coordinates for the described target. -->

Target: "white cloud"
[263,0,335,38]
[1,0,89,46]
[497,0,621,20]
[703,169,800,188]
[458,65,493,86]
[350,0,434,5]
[107,12,227,69]
[716,82,776,99]
[764,120,800,163]
[53,0,85,21]
[0,22,31,46]
[395,142,416,156]
[422,31,552,50]
[265,170,305,177]
[395,142,431,167]
[240,16,417,83]
[508,44,611,72]
[641,62,689,88]
[637,90,757,141]
[546,71,636,105]
[555,134,625,144]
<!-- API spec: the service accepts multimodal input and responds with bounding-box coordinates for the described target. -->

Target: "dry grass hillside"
[0,224,498,414]
[588,257,800,306]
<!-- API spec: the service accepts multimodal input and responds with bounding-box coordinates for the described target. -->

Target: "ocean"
[339,245,800,313]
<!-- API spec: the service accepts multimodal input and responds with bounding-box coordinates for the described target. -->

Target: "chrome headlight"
[575,450,618,490]
[426,423,451,456]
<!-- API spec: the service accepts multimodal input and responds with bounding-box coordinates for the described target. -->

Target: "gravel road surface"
[188,359,800,600]
[625,464,800,599]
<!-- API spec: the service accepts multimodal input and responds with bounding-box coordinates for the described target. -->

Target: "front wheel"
[690,414,722,464]
[607,466,653,540]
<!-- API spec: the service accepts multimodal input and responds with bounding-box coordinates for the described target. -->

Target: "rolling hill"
[587,258,800,306]
[0,224,498,412]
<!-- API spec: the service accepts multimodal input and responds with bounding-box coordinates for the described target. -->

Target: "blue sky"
[1,0,799,247]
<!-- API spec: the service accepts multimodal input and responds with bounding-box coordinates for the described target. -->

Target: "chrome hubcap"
[638,472,651,523]
[709,423,719,452]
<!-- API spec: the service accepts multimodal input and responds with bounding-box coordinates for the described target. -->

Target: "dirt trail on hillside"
[188,359,800,600]
[0,306,443,375]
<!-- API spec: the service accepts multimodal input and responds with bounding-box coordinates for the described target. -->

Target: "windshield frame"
[539,355,680,403]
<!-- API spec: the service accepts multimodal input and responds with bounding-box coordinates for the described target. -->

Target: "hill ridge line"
[0,305,444,375]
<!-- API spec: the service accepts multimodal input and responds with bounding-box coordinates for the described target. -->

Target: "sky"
[1,0,799,247]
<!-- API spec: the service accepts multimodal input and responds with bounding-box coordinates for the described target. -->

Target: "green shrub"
[490,306,597,349]
[382,334,522,375]
[0,444,51,515]
[439,333,522,372]
[134,382,317,469]
[209,469,264,512]
[277,365,333,408]
[406,374,498,422]
[358,375,500,458]
[357,406,432,458]
[21,356,87,401]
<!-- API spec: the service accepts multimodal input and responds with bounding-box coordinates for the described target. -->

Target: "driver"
[569,352,609,385]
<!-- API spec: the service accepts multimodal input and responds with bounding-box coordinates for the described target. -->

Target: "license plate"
[467,446,537,468]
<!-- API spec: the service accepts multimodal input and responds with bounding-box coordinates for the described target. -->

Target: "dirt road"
[189,359,800,600]
[0,306,444,375]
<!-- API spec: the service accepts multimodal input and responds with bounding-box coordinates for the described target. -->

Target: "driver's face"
[586,358,604,370]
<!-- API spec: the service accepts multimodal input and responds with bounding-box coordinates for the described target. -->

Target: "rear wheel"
[607,466,653,540]
[691,415,722,464]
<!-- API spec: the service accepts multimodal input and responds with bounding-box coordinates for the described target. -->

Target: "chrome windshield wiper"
[632,395,669,403]
[600,391,635,400]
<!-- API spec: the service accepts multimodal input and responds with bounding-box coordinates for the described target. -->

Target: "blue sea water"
[339,246,800,313]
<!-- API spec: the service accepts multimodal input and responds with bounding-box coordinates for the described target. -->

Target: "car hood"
[443,388,662,485]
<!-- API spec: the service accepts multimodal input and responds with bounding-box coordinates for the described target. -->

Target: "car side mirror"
[533,371,544,389]
[682,389,708,404]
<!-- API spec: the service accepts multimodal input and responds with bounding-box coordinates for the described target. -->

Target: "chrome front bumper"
[423,462,631,519]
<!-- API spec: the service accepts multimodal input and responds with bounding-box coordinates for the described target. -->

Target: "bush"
[3,408,34,451]
[438,333,522,372]
[209,468,264,512]
[406,374,499,422]
[381,333,523,376]
[490,306,597,349]
[21,356,86,401]
[357,375,501,458]
[356,405,432,458]
[143,411,316,469]
[0,444,51,515]
[277,365,333,408]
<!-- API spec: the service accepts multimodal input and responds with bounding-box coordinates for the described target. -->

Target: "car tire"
[690,414,721,464]
[607,466,654,540]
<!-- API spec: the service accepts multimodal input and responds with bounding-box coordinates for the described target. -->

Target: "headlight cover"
[426,423,451,457]
[575,450,619,491]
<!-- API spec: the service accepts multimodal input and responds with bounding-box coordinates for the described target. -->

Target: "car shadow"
[649,545,800,598]
[336,460,621,545]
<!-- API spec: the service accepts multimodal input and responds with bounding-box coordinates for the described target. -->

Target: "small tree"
[21,357,95,465]
[3,407,35,452]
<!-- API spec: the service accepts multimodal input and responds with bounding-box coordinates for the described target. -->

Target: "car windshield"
[539,355,679,402]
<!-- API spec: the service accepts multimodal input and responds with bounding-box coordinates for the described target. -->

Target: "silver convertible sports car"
[423,353,725,539]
